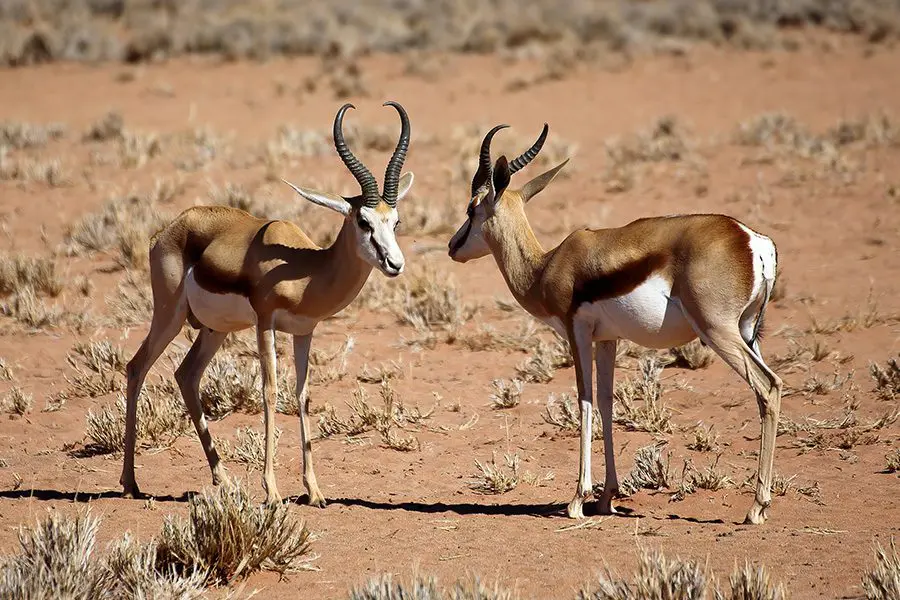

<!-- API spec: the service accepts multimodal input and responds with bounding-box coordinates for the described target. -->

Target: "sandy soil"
[0,36,898,599]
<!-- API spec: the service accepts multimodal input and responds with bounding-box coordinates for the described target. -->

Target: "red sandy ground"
[0,35,898,598]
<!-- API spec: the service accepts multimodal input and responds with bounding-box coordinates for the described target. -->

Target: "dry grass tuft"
[886,449,900,474]
[718,562,788,600]
[0,286,65,329]
[100,533,206,599]
[1,120,65,149]
[393,263,472,331]
[862,539,900,600]
[84,390,188,455]
[349,573,514,600]
[66,189,170,269]
[3,386,32,416]
[108,271,154,326]
[688,454,733,491]
[515,336,572,383]
[616,443,671,497]
[309,337,354,385]
[357,360,404,384]
[603,116,695,193]
[83,110,124,142]
[0,510,103,599]
[0,253,64,297]
[666,340,715,370]
[221,426,282,473]
[490,378,523,409]
[69,340,127,375]
[155,480,314,584]
[580,547,706,600]
[871,354,900,401]
[200,351,260,418]
[542,392,602,441]
[613,357,672,434]
[470,452,520,495]
[686,422,719,452]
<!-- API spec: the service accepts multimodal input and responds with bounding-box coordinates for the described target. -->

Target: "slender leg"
[121,290,188,498]
[693,325,782,524]
[293,333,325,507]
[257,323,281,504]
[594,340,619,514]
[566,319,595,519]
[175,327,228,485]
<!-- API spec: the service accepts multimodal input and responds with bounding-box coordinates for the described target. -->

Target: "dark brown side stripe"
[569,252,669,314]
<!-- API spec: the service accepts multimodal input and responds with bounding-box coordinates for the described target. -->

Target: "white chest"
[574,275,696,348]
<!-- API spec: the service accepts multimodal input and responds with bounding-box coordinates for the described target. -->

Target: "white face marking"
[185,268,257,332]
[575,275,697,348]
[355,205,405,277]
[448,189,492,262]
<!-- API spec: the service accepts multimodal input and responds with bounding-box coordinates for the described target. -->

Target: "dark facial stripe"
[569,252,669,314]
[450,218,473,255]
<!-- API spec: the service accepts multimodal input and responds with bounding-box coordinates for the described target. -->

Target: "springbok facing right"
[448,124,782,524]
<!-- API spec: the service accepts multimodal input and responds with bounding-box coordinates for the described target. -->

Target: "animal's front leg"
[566,319,595,519]
[294,333,326,507]
[257,324,281,504]
[595,340,619,514]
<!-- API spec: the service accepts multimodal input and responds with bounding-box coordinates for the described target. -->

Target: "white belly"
[575,275,697,348]
[272,308,316,336]
[185,268,256,332]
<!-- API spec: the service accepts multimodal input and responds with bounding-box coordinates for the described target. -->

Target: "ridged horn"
[333,103,380,207]
[508,123,548,174]
[472,124,509,195]
[382,101,410,207]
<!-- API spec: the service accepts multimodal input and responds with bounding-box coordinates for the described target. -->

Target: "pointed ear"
[281,179,352,216]
[521,158,569,203]
[491,155,511,200]
[396,172,414,202]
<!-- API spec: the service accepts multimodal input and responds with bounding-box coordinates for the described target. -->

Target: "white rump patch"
[185,268,257,332]
[575,274,696,349]
[737,223,778,342]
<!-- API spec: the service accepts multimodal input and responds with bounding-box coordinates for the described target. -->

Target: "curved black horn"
[509,123,548,174]
[382,101,410,207]
[472,124,509,195]
[333,103,380,206]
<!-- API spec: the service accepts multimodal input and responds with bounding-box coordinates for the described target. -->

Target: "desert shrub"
[393,263,471,330]
[490,378,523,409]
[469,452,520,495]
[686,422,719,452]
[0,119,65,148]
[99,534,205,599]
[580,548,707,600]
[542,392,602,440]
[862,539,900,600]
[612,443,671,497]
[613,356,672,434]
[0,286,64,329]
[666,340,715,370]
[155,480,313,583]
[716,562,788,600]
[85,390,189,455]
[0,510,104,599]
[221,426,282,472]
[515,336,572,383]
[871,354,900,401]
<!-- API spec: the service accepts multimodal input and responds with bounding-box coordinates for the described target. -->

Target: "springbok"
[448,125,782,524]
[121,102,413,506]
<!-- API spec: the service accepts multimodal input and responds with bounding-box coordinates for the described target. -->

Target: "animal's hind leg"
[121,288,188,497]
[693,323,782,524]
[175,327,228,486]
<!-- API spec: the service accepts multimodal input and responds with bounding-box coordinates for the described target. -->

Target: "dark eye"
[466,204,474,218]
[357,215,372,232]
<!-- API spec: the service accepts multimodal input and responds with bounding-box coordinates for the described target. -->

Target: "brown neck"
[482,195,548,316]
[312,218,374,313]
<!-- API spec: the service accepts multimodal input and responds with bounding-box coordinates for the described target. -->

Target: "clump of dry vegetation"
[65,188,171,269]
[886,449,900,474]
[0,252,63,297]
[603,116,696,193]
[613,357,672,434]
[686,422,719,452]
[615,443,671,497]
[543,392,602,441]
[490,378,523,409]
[221,426,282,473]
[0,119,65,148]
[470,452,520,495]
[155,480,314,583]
[871,354,900,401]
[0,153,70,187]
[0,510,206,599]
[581,548,788,600]
[349,573,514,600]
[393,263,472,331]
[2,386,33,416]
[515,336,572,383]
[0,286,65,329]
[862,539,900,600]
[686,454,733,491]
[84,390,189,455]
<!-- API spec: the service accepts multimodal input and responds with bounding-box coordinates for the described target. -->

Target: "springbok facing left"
[121,102,414,506]
[448,124,783,524]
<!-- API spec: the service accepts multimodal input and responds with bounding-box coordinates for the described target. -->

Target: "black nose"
[385,257,402,271]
